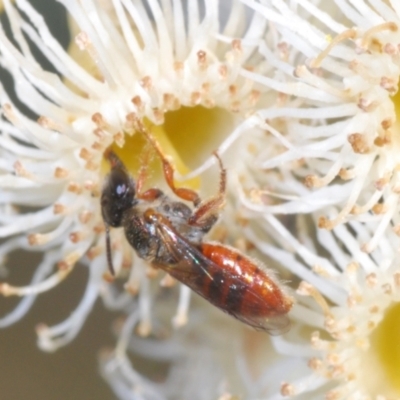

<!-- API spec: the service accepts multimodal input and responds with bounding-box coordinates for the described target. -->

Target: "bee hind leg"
[188,152,226,231]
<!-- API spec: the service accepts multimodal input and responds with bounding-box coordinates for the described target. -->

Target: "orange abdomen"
[199,243,292,318]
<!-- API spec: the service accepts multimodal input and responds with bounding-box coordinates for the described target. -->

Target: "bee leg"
[135,145,165,201]
[104,148,125,170]
[188,152,226,229]
[136,119,202,205]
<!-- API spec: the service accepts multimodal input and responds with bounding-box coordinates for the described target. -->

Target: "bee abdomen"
[200,243,292,318]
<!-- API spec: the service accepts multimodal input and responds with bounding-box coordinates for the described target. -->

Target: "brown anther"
[173,61,184,73]
[366,273,378,288]
[163,94,180,111]
[125,112,138,128]
[372,203,387,214]
[35,323,48,334]
[347,133,370,154]
[382,283,392,295]
[122,255,132,269]
[277,42,289,61]
[28,233,45,246]
[197,50,207,67]
[125,283,139,296]
[14,161,34,179]
[163,93,175,110]
[85,160,99,171]
[84,180,97,192]
[190,91,201,105]
[69,231,84,243]
[153,108,164,124]
[327,353,341,365]
[54,167,69,179]
[393,272,400,287]
[280,382,295,396]
[338,168,354,180]
[367,321,376,330]
[369,305,379,314]
[102,272,115,283]
[37,116,56,129]
[331,365,345,378]
[393,224,400,236]
[347,295,359,307]
[136,320,151,337]
[374,130,392,147]
[249,90,260,106]
[218,64,228,78]
[113,131,125,147]
[140,76,152,90]
[79,210,92,224]
[53,203,66,214]
[91,141,103,151]
[75,31,91,50]
[318,216,333,229]
[58,252,80,270]
[2,103,12,112]
[357,97,377,112]
[375,174,390,190]
[381,119,393,130]
[350,205,361,214]
[87,245,102,260]
[92,112,107,128]
[304,175,318,188]
[146,265,158,279]
[131,95,143,110]
[232,39,242,52]
[79,147,93,161]
[308,358,322,371]
[380,76,397,93]
[293,65,307,78]
[203,98,215,108]
[201,82,211,95]
[384,43,398,55]
[160,273,176,287]
[93,223,105,234]
[67,181,82,194]
[57,260,71,270]
[93,128,107,139]
[229,84,237,96]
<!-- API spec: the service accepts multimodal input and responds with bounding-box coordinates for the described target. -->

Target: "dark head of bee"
[101,161,137,228]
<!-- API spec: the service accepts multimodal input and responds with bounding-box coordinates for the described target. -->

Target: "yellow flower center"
[357,302,400,397]
[368,302,400,396]
[110,106,234,190]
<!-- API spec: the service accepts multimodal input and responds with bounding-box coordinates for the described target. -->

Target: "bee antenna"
[212,151,226,194]
[105,224,116,276]
[104,148,124,170]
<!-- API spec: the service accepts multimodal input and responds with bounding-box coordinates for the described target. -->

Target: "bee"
[100,124,293,334]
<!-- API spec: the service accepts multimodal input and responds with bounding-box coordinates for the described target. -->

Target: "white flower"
[0,0,295,398]
[3,0,400,399]
[240,0,400,246]
[232,0,400,398]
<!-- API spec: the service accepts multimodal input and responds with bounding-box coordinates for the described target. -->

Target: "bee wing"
[233,312,291,335]
[153,220,214,280]
[154,221,291,335]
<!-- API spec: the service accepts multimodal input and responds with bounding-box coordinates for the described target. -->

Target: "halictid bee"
[100,122,293,334]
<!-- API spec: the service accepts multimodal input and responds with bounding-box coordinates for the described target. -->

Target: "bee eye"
[116,183,127,196]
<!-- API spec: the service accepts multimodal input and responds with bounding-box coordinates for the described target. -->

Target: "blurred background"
[0,254,117,399]
[0,1,117,398]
